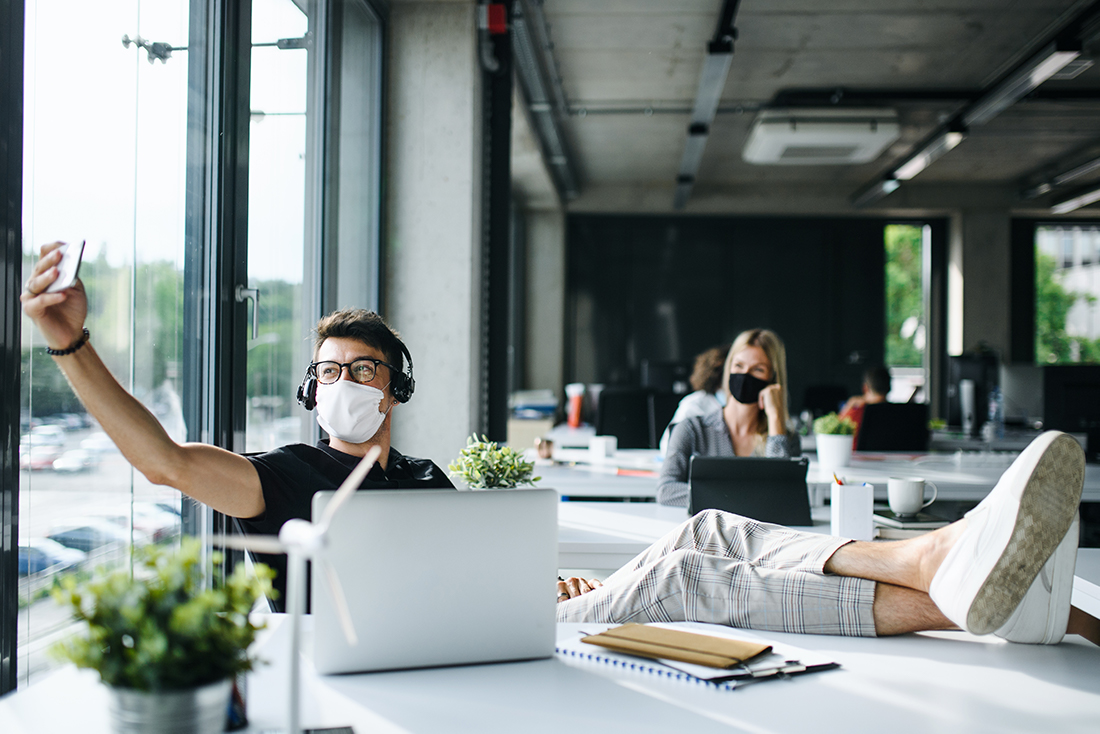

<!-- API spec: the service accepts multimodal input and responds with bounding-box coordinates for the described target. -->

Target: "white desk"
[3,614,1097,733]
[540,451,1100,504]
[813,453,1100,503]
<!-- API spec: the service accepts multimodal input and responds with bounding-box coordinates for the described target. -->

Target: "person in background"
[657,343,730,455]
[656,329,800,507]
[839,364,891,446]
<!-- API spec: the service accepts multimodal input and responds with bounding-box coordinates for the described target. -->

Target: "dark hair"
[690,344,731,394]
[864,365,891,397]
[313,309,405,374]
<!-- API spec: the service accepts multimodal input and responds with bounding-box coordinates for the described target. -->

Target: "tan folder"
[580,624,772,669]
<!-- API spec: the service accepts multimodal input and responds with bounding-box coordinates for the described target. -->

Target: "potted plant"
[813,412,858,470]
[51,537,274,734]
[448,434,542,489]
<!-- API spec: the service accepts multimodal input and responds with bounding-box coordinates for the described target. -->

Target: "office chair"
[856,402,931,452]
[801,384,849,418]
[649,391,682,448]
[595,387,653,449]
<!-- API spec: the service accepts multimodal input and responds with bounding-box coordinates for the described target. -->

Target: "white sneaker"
[929,431,1084,635]
[994,511,1079,644]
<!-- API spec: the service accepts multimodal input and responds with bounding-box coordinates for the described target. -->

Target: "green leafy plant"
[51,537,274,691]
[448,434,541,489]
[813,412,857,436]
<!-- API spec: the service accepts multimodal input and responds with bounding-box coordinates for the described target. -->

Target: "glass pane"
[19,0,188,687]
[1035,225,1100,364]
[884,224,928,400]
[246,0,311,452]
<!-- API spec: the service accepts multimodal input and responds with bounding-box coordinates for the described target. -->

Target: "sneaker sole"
[996,512,1079,644]
[966,433,1084,634]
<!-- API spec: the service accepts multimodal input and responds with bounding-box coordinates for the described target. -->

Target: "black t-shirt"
[240,440,454,610]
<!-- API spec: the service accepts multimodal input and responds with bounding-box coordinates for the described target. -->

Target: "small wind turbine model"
[217,445,382,734]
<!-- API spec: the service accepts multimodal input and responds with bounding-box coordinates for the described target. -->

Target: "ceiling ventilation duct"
[742,108,900,165]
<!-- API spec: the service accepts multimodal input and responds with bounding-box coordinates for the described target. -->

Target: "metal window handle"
[236,285,260,340]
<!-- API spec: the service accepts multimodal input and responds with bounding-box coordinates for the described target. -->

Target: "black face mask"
[728,373,771,405]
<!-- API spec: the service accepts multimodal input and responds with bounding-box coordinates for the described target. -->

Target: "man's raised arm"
[20,242,265,518]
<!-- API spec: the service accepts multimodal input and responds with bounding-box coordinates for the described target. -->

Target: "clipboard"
[581,623,771,669]
[562,623,840,686]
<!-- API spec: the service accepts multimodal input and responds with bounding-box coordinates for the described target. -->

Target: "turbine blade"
[318,444,382,532]
[211,534,288,554]
[319,559,358,646]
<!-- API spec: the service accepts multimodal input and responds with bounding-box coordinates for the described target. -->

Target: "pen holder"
[830,482,874,541]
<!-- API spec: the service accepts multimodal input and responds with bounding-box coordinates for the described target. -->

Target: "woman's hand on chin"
[759,383,786,433]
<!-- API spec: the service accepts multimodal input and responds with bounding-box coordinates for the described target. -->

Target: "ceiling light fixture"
[893,128,967,181]
[851,177,900,208]
[962,40,1081,128]
[1051,185,1100,214]
[672,0,741,209]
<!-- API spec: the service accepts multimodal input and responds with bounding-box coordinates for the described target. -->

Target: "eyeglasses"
[310,358,397,386]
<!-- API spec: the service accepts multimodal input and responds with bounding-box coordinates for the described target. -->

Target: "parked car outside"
[48,518,151,553]
[18,538,87,576]
[80,431,119,454]
[94,503,180,543]
[19,444,62,471]
[27,424,67,446]
[52,448,97,473]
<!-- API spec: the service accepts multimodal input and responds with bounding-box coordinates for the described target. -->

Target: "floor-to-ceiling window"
[18,0,190,687]
[1035,224,1100,365]
[11,0,384,691]
[884,223,932,403]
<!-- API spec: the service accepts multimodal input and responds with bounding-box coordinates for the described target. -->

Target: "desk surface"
[4,615,1097,734]
[540,451,1100,503]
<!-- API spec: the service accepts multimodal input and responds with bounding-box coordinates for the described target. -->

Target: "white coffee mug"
[887,477,938,516]
[589,435,617,460]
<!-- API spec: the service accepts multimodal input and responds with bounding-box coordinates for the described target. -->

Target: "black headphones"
[296,340,416,411]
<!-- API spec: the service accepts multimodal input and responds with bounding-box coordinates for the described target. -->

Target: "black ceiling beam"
[673,0,742,210]
[773,87,1100,108]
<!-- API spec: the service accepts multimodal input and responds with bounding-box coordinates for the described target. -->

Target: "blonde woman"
[656,329,800,507]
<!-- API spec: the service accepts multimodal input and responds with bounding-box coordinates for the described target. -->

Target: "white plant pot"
[816,433,854,471]
[108,678,231,734]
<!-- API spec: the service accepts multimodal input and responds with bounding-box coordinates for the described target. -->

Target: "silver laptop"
[310,488,559,674]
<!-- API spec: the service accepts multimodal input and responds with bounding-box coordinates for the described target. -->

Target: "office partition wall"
[565,214,948,419]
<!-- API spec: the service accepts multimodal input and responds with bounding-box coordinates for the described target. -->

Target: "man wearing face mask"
[656,329,801,507]
[20,243,451,608]
[239,309,453,605]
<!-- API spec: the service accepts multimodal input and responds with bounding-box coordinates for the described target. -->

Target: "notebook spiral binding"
[554,647,739,691]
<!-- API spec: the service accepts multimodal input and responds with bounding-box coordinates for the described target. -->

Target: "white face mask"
[314,379,390,444]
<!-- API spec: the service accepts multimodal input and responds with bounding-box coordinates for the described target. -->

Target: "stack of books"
[873,509,950,539]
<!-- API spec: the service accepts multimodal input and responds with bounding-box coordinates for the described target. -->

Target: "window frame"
[2,0,388,692]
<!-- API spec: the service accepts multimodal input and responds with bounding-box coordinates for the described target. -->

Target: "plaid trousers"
[556,509,878,637]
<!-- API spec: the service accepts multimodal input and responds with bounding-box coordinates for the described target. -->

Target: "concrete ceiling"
[511,0,1100,216]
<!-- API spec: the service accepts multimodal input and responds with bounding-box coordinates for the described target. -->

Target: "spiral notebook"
[555,622,839,690]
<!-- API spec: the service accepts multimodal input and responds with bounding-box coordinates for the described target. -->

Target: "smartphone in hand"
[45,240,85,293]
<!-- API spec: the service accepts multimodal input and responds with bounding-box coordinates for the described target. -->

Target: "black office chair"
[649,391,682,448]
[801,384,849,418]
[856,402,931,452]
[595,387,652,449]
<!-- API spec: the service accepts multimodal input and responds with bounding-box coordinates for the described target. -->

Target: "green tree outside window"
[885,224,924,367]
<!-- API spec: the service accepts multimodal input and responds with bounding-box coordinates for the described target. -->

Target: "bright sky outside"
[23,0,309,283]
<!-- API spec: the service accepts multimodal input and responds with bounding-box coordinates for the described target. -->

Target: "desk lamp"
[217,445,381,734]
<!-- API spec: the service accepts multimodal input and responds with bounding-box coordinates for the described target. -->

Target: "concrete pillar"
[957,210,1012,359]
[384,1,483,466]
[524,209,565,398]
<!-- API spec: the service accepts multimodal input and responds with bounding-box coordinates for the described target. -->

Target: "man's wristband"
[46,328,90,357]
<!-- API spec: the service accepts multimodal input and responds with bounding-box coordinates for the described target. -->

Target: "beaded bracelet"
[46,327,90,356]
